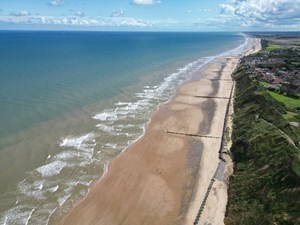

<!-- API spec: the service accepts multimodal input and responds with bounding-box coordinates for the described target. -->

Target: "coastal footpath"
[57,39,261,225]
[225,39,300,224]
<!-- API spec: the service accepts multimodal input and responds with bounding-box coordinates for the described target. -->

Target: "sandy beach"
[58,38,261,225]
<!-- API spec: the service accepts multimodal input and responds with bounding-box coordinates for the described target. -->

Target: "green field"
[283,111,299,120]
[267,90,300,109]
[259,81,270,87]
[261,43,283,53]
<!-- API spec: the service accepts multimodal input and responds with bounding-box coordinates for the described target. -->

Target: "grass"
[283,111,300,120]
[267,90,300,109]
[259,81,270,87]
[259,82,279,90]
[225,63,300,225]
[261,43,283,53]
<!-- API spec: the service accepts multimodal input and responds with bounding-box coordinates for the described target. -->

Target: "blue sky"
[0,0,299,31]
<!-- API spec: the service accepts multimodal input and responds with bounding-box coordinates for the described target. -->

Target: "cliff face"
[224,62,300,225]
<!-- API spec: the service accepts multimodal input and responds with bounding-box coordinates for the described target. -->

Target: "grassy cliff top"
[225,48,300,224]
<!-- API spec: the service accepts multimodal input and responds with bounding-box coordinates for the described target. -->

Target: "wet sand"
[58,38,261,225]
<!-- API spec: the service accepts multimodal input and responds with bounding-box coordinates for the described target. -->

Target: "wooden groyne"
[194,95,230,100]
[166,130,220,139]
[203,78,233,81]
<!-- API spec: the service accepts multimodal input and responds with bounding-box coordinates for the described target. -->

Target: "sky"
[0,0,299,31]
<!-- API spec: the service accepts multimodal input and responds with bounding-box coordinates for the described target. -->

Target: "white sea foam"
[105,143,117,149]
[24,208,35,225]
[59,133,96,161]
[0,206,35,225]
[36,161,66,177]
[1,216,7,225]
[93,109,118,121]
[59,133,95,150]
[18,179,46,199]
[45,207,57,225]
[58,194,71,207]
[115,107,129,116]
[54,151,77,160]
[48,185,59,193]
[91,57,206,160]
[115,124,136,129]
[96,124,115,132]
[115,102,131,106]
[92,112,108,121]
[0,132,100,224]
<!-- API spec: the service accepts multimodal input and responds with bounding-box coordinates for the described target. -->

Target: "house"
[273,78,284,85]
[281,83,300,95]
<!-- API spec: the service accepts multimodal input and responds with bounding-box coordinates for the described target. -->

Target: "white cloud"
[198,8,212,12]
[111,9,125,17]
[0,14,154,28]
[220,4,235,14]
[75,11,85,17]
[219,0,300,28]
[194,15,240,30]
[49,0,65,7]
[10,10,31,17]
[115,17,153,27]
[132,0,161,5]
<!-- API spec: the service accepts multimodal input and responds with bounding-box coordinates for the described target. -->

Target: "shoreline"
[184,38,261,225]
[57,38,261,225]
[88,35,252,188]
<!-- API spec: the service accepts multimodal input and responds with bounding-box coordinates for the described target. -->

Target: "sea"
[0,31,246,225]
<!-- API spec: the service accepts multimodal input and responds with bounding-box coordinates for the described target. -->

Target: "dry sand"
[184,38,261,225]
[58,38,261,225]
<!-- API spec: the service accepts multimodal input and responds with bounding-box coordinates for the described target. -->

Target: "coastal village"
[244,42,300,100]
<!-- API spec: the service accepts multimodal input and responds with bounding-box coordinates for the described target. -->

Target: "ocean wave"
[115,101,132,106]
[59,133,95,150]
[36,161,66,178]
[0,131,99,225]
[58,194,71,207]
[92,110,118,121]
[105,143,117,149]
[0,206,35,225]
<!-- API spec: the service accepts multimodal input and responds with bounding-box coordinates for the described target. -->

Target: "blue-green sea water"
[0,31,245,225]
